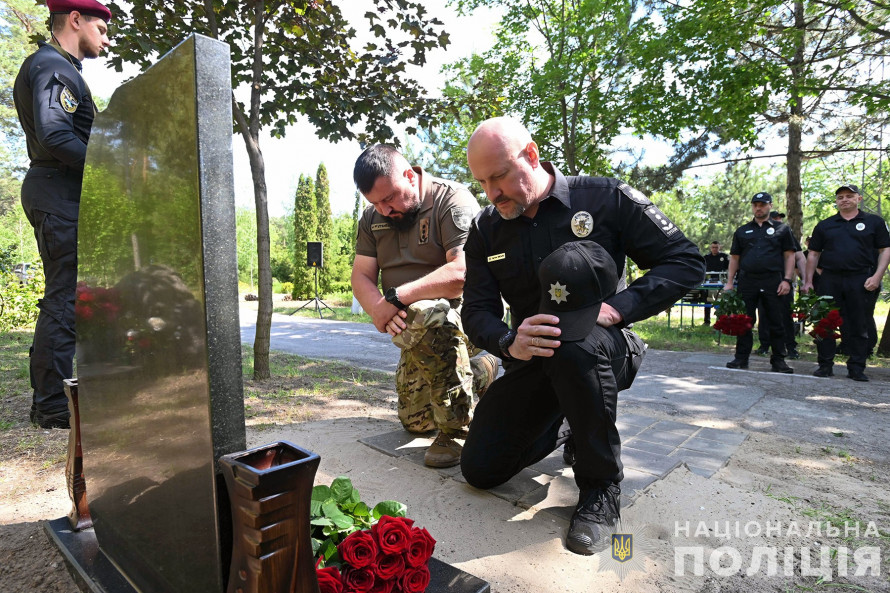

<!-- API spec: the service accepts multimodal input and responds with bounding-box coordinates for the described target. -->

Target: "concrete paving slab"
[649,420,699,436]
[358,429,436,457]
[528,449,574,478]
[667,449,727,472]
[621,446,684,477]
[618,412,658,428]
[632,428,690,448]
[622,438,675,456]
[678,436,741,457]
[694,427,747,445]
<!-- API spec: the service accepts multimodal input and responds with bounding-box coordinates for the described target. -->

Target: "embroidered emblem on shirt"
[571,211,593,237]
[549,282,569,304]
[856,222,866,231]
[766,227,775,235]
[644,207,678,237]
[419,218,430,244]
[487,253,506,262]
[451,207,472,232]
[59,86,78,113]
[371,222,393,231]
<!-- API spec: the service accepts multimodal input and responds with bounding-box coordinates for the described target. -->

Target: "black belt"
[30,161,81,176]
[822,268,872,276]
[740,270,781,277]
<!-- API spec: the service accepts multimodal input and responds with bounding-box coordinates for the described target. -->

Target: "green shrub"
[1,267,44,331]
[271,278,284,293]
[281,281,294,295]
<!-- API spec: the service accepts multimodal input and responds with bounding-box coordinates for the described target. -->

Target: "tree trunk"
[879,307,890,357]
[785,0,806,242]
[247,138,272,381]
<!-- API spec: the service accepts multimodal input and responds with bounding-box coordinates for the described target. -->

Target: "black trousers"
[757,291,797,351]
[735,272,786,363]
[22,175,79,416]
[461,325,631,492]
[816,271,874,373]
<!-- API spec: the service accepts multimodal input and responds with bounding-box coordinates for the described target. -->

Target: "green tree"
[314,163,334,294]
[292,174,317,299]
[269,210,295,285]
[1,0,46,156]
[235,206,258,290]
[331,212,355,290]
[104,0,450,379]
[443,0,644,177]
[633,0,890,242]
[350,190,363,266]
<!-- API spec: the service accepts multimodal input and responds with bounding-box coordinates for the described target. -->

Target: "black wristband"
[782,278,792,284]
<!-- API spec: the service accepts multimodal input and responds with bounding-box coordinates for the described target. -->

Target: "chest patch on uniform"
[766,227,775,235]
[371,222,392,232]
[451,207,473,232]
[856,222,866,231]
[571,211,593,237]
[487,253,505,262]
[59,86,78,113]
[645,207,679,237]
[618,183,652,205]
[418,218,430,244]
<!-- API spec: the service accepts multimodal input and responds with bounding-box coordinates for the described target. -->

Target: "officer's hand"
[384,310,409,336]
[864,275,881,292]
[371,300,402,333]
[801,282,814,294]
[509,314,561,360]
[597,303,623,328]
[777,281,791,296]
[723,283,734,292]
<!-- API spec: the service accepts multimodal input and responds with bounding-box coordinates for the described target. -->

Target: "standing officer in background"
[703,241,729,281]
[13,0,111,429]
[803,184,890,381]
[724,192,796,373]
[460,117,704,555]
[351,145,498,468]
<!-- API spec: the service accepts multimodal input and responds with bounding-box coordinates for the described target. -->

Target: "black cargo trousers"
[21,166,80,420]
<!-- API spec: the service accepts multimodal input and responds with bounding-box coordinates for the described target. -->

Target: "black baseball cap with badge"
[538,241,619,342]
[751,192,772,204]
[835,184,860,195]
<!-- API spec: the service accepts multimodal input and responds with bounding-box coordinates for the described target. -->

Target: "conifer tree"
[292,174,317,299]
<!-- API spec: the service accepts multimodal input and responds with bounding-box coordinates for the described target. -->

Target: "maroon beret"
[47,0,112,22]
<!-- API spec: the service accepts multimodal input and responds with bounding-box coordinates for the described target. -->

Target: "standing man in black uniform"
[724,192,796,373]
[13,0,111,428]
[459,118,704,555]
[803,184,890,381]
[703,241,729,281]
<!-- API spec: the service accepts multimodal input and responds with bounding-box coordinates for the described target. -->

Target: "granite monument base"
[44,519,490,593]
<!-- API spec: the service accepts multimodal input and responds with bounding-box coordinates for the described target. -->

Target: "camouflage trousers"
[393,299,484,434]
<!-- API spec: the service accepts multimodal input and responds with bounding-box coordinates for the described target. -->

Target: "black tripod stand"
[294,266,334,319]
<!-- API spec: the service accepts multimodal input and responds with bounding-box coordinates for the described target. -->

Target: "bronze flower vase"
[63,379,92,530]
[220,441,321,593]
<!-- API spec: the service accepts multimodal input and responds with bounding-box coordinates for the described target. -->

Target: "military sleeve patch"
[59,86,78,113]
[370,222,392,232]
[644,206,679,237]
[450,206,473,232]
[419,218,430,245]
[618,183,652,205]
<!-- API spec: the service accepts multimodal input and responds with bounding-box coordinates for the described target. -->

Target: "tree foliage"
[103,0,450,379]
[315,162,334,293]
[293,174,317,298]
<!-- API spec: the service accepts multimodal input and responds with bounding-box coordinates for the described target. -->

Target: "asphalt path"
[240,307,890,464]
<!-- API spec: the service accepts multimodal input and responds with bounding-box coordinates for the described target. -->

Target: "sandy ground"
[1,356,889,592]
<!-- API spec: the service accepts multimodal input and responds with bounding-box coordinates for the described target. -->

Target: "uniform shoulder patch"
[59,86,78,113]
[450,206,473,232]
[644,206,679,238]
[618,183,652,206]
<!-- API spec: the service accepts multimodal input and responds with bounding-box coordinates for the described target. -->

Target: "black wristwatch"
[782,278,793,284]
[498,329,518,359]
[384,286,408,310]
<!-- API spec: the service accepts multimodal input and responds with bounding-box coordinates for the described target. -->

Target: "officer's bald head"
[467,117,532,171]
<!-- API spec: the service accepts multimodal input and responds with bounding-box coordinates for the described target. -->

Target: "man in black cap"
[803,184,890,381]
[756,210,806,358]
[460,117,703,555]
[703,241,729,281]
[13,0,111,428]
[724,192,796,373]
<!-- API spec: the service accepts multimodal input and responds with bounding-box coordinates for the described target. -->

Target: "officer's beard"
[384,202,422,231]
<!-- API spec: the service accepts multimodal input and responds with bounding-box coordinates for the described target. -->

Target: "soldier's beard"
[385,202,422,231]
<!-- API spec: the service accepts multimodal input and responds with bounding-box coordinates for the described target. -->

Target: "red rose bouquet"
[795,293,842,342]
[712,290,753,336]
[312,478,436,593]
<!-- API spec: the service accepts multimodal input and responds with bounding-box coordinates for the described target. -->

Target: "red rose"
[374,553,405,580]
[369,577,395,593]
[343,567,376,593]
[401,565,431,593]
[406,528,436,568]
[316,566,344,593]
[371,516,413,555]
[75,303,94,321]
[338,530,378,569]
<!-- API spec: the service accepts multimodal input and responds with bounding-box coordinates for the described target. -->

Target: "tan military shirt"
[356,167,479,291]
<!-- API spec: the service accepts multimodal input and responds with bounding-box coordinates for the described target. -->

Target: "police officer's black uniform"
[727,214,796,368]
[460,163,704,495]
[757,222,802,356]
[703,250,729,278]
[13,40,96,427]
[809,209,890,378]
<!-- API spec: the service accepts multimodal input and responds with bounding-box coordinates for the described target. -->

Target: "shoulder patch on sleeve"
[644,206,680,238]
[618,182,652,205]
[450,206,473,232]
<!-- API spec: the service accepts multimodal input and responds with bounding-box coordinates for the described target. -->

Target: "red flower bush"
[318,516,436,593]
[713,313,754,337]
